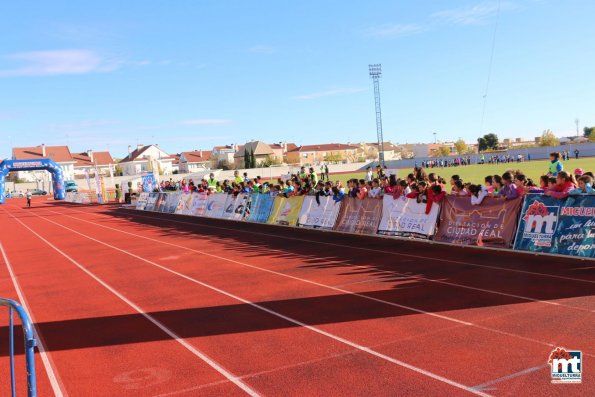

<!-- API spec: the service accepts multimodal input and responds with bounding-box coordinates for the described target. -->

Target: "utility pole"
[433,132,437,144]
[369,64,385,167]
[575,118,579,137]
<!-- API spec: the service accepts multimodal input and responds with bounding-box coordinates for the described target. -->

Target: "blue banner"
[514,193,595,258]
[247,193,274,223]
[141,172,157,193]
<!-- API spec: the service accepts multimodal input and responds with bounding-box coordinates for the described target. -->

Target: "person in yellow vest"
[233,170,243,184]
[207,173,217,187]
[547,152,563,177]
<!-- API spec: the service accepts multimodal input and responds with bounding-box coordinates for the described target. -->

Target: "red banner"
[434,196,522,248]
[333,198,383,235]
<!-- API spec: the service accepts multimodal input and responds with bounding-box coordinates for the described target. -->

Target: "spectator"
[545,171,575,199]
[497,172,519,200]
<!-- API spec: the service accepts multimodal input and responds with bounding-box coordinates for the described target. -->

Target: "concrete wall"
[364,142,595,171]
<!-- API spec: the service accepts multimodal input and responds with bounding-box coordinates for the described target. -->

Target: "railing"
[0,298,36,397]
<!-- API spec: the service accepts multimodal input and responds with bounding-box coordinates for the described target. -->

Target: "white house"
[179,151,212,173]
[119,144,174,176]
[12,144,76,182]
[72,150,115,177]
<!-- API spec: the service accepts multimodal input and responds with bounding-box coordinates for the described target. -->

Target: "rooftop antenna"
[369,64,385,167]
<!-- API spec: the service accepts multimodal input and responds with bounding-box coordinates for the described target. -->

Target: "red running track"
[0,198,593,396]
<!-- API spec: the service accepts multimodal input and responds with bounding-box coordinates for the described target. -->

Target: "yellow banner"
[267,196,305,226]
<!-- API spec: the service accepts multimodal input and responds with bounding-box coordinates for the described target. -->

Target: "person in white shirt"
[26,190,32,208]
[365,167,373,183]
[468,184,489,205]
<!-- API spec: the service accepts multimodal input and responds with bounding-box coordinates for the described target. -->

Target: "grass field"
[326,157,595,186]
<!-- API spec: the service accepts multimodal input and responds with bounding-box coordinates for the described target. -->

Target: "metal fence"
[0,298,36,397]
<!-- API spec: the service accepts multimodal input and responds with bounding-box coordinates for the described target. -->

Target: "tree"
[114,164,123,176]
[584,126,595,141]
[477,133,499,151]
[539,129,559,147]
[454,139,468,155]
[431,146,451,157]
[243,148,250,169]
[250,148,256,168]
[324,152,344,163]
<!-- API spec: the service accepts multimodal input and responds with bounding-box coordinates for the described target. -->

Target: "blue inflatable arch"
[0,159,65,204]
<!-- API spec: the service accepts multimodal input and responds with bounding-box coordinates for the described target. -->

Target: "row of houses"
[8,140,405,182]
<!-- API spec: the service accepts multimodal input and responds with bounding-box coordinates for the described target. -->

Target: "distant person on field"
[324,164,329,181]
[26,190,32,208]
[574,149,579,159]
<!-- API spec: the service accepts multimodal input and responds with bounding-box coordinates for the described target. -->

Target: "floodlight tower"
[369,64,385,167]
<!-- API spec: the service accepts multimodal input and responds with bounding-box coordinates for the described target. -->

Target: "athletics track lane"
[40,203,595,396]
[1,199,594,396]
[1,201,482,396]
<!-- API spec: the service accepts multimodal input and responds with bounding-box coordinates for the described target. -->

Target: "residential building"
[269,142,297,162]
[179,150,212,173]
[72,150,115,177]
[357,142,402,161]
[11,144,76,182]
[286,143,359,165]
[119,144,174,176]
[212,145,236,165]
[233,141,275,168]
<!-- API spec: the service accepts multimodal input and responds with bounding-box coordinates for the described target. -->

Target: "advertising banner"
[204,193,230,218]
[378,196,440,238]
[141,172,157,193]
[136,192,149,210]
[221,193,249,221]
[247,194,274,223]
[434,196,522,247]
[298,196,341,229]
[513,194,595,258]
[267,196,305,226]
[154,193,168,213]
[333,198,383,235]
[163,192,182,214]
[144,193,159,211]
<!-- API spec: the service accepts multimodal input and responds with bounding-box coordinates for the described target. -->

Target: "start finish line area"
[0,198,592,396]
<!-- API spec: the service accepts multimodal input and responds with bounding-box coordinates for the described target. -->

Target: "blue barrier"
[0,299,37,397]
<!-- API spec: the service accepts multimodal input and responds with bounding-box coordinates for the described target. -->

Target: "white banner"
[163,192,182,213]
[221,193,248,221]
[298,196,341,229]
[204,193,230,218]
[136,192,149,210]
[378,195,440,237]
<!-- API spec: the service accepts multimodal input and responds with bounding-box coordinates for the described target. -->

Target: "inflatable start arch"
[0,159,65,204]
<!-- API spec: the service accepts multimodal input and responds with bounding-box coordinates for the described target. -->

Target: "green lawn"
[327,157,595,186]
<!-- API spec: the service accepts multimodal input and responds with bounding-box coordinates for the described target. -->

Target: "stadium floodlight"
[369,64,385,167]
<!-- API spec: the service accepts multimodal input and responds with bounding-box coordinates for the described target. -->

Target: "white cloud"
[294,88,367,100]
[180,119,232,126]
[364,24,427,38]
[432,1,516,25]
[0,49,120,77]
[247,45,275,54]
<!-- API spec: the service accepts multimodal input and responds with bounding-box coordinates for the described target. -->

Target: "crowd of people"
[147,152,594,210]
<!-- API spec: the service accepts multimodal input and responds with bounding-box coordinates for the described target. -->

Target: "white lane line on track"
[115,208,595,284]
[471,364,548,392]
[18,207,491,396]
[43,206,595,357]
[51,207,594,314]
[0,242,67,397]
[2,210,260,397]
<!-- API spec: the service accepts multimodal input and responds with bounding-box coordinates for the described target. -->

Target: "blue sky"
[1,0,594,159]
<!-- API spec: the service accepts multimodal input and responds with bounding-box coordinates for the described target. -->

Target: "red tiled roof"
[12,145,74,163]
[269,142,298,151]
[72,151,114,167]
[289,143,358,152]
[181,151,212,163]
